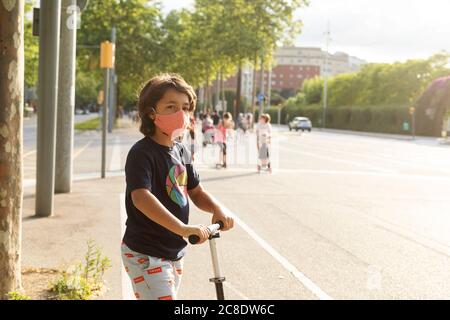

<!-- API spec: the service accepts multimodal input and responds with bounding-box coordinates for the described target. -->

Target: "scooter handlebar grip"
[188,235,200,245]
[188,221,225,245]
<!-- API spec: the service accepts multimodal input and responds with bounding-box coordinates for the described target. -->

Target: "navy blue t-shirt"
[123,136,200,260]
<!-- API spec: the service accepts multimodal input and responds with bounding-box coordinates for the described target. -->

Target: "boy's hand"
[183,225,210,245]
[212,206,234,232]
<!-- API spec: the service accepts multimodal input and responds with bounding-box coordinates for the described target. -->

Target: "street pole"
[55,0,77,194]
[267,61,272,112]
[108,26,116,133]
[100,40,114,179]
[259,55,265,117]
[410,107,416,140]
[322,23,331,129]
[36,0,61,217]
[102,69,109,178]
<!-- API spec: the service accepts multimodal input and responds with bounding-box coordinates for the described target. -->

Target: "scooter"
[189,221,226,300]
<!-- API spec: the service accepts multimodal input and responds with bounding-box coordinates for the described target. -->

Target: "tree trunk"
[220,70,225,112]
[235,62,242,120]
[205,72,210,112]
[215,71,220,112]
[0,0,24,299]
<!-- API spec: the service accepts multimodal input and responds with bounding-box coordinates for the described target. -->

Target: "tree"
[0,0,24,299]
[24,0,38,88]
[77,0,165,106]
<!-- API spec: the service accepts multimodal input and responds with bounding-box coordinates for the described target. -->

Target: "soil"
[20,267,62,300]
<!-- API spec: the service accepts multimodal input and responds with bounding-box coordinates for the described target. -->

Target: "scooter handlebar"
[188,221,225,245]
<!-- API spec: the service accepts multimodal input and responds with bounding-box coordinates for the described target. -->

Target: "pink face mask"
[154,110,189,140]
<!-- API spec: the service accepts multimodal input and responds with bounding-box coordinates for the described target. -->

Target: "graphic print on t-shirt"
[165,164,188,207]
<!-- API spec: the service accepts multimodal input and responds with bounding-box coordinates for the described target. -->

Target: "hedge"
[269,103,428,135]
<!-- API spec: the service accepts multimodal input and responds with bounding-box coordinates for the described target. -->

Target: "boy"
[122,74,234,300]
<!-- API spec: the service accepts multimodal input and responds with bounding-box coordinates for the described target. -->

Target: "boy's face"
[152,89,190,117]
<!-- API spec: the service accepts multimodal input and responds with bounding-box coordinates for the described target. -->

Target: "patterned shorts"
[121,242,184,300]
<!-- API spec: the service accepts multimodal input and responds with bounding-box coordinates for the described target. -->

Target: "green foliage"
[75,72,100,108]
[77,0,164,105]
[302,77,323,104]
[279,53,450,136]
[7,291,32,300]
[299,53,450,108]
[74,117,100,131]
[280,103,417,134]
[73,0,308,108]
[50,240,111,300]
[24,0,39,88]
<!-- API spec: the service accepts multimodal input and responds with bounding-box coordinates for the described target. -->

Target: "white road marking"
[119,193,135,300]
[223,281,250,300]
[73,140,93,159]
[23,150,36,158]
[211,196,332,300]
[279,145,395,173]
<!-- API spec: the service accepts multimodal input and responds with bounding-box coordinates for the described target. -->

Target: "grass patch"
[75,117,100,131]
[49,240,111,300]
[7,291,32,300]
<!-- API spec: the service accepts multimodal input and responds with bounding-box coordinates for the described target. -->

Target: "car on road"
[288,117,312,132]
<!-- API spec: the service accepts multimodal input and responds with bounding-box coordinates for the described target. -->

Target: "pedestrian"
[246,112,253,131]
[256,113,272,173]
[215,112,234,169]
[122,73,234,300]
[201,113,214,147]
[212,110,220,127]
[188,114,196,161]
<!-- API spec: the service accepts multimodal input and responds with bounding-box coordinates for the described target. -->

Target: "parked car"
[288,117,312,132]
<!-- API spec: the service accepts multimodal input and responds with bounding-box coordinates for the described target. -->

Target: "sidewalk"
[22,176,124,300]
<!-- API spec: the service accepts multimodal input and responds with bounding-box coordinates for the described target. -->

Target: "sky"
[160,0,450,63]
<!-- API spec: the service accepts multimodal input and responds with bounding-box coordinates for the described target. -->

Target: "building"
[223,46,366,99]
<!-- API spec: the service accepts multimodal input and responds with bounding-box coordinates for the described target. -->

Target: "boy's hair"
[223,112,232,120]
[137,73,197,137]
[261,113,271,123]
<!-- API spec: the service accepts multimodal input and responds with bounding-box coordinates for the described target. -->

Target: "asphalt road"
[22,118,450,299]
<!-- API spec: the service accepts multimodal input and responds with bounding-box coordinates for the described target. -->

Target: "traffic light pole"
[108,26,116,133]
[101,68,109,179]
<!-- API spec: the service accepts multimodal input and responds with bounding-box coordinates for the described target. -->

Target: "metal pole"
[55,0,76,194]
[412,111,416,140]
[267,61,272,112]
[36,0,62,217]
[101,69,109,179]
[259,55,264,117]
[108,26,116,133]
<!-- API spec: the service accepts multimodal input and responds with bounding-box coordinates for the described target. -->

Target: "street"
[22,118,450,299]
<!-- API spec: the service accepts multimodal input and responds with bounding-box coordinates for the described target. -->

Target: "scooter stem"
[209,235,226,300]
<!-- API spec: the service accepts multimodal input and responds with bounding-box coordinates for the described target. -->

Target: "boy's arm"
[132,189,210,242]
[188,184,234,231]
